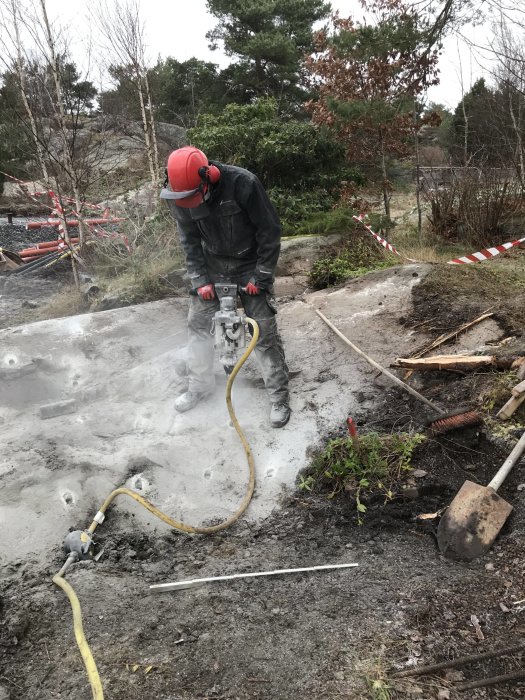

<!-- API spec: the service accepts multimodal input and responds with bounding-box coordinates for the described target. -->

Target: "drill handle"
[189,284,248,298]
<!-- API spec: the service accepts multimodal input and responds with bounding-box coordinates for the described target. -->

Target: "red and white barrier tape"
[447,239,525,264]
[353,213,525,266]
[2,171,114,221]
[48,190,68,242]
[0,171,54,210]
[352,214,418,262]
[85,221,131,252]
[61,195,108,213]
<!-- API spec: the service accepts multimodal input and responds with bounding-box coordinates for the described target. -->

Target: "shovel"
[437,430,525,560]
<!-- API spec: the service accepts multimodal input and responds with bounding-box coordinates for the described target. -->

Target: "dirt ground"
[0,221,73,327]
[1,253,525,700]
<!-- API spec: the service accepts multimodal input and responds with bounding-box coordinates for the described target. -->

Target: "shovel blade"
[437,480,512,561]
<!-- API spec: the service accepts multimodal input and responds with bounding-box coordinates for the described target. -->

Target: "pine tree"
[206,0,331,108]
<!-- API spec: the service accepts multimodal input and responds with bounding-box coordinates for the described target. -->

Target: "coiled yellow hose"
[53,318,259,699]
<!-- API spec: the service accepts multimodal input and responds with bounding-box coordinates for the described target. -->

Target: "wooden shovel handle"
[488,430,525,492]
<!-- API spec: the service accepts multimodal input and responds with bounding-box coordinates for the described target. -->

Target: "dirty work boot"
[270,403,291,428]
[174,391,210,413]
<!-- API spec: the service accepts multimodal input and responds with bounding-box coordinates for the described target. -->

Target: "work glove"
[197,284,215,300]
[245,280,260,295]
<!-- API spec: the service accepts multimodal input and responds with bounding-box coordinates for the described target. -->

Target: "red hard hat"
[160,146,219,208]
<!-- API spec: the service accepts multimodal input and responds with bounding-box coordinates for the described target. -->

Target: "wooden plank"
[403,310,494,381]
[394,355,523,372]
[394,355,495,371]
[497,393,525,420]
[511,380,525,398]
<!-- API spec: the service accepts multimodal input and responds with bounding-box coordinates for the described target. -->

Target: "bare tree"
[94,0,160,187]
[1,0,117,286]
[492,17,525,183]
[455,41,473,166]
[413,100,423,238]
[0,0,49,181]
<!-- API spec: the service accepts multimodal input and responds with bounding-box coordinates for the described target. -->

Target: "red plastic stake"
[347,417,358,438]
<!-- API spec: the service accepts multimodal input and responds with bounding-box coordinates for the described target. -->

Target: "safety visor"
[160,185,203,201]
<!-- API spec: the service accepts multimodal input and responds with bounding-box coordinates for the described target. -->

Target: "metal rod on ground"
[14,251,62,274]
[392,642,525,678]
[456,668,525,692]
[150,562,359,593]
[314,309,441,413]
[13,251,61,274]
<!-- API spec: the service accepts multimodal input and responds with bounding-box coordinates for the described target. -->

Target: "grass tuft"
[87,209,184,303]
[299,431,426,523]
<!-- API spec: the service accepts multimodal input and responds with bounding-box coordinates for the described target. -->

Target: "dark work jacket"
[165,163,281,289]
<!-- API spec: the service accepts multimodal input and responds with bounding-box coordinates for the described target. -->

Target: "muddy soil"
[0,269,70,328]
[1,424,524,700]
[0,221,74,328]
[1,262,525,700]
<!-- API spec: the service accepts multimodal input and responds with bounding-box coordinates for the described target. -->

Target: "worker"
[160,146,290,428]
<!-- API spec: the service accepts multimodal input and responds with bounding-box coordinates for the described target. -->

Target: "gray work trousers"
[187,291,289,405]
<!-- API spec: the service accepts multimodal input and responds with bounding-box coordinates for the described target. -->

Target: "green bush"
[293,206,358,236]
[269,189,343,235]
[309,238,398,289]
[188,97,363,231]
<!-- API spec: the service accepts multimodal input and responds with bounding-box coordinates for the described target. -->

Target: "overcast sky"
[38,0,493,111]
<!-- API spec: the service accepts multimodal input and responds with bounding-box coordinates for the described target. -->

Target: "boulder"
[276,234,343,276]
[155,122,187,150]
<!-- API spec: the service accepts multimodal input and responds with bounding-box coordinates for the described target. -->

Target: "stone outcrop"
[0,118,187,213]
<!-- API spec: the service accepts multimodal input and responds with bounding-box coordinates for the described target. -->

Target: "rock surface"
[0,264,430,565]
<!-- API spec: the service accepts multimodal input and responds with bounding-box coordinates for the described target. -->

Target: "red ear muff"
[207,164,220,183]
[198,164,221,184]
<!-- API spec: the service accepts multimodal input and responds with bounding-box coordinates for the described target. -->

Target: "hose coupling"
[64,530,95,560]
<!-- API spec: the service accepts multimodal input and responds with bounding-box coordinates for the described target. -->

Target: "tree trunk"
[137,74,156,186]
[72,184,88,257]
[143,72,160,178]
[461,95,469,167]
[380,133,391,220]
[39,0,82,285]
[11,1,49,182]
[413,100,422,238]
[509,88,525,188]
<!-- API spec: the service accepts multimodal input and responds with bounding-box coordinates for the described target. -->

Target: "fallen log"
[393,355,525,372]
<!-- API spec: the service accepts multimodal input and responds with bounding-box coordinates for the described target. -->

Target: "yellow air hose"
[53,318,260,699]
[52,554,104,700]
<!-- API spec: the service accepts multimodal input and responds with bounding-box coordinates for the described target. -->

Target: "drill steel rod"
[392,642,525,678]
[456,668,525,692]
[150,562,359,592]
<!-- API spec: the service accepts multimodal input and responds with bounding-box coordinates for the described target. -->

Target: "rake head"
[427,409,483,437]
